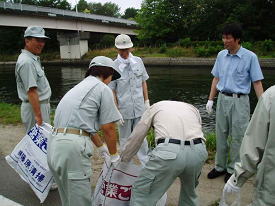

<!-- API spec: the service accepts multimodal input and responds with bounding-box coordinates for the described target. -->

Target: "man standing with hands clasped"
[109,34,150,165]
[206,23,264,183]
[15,26,51,132]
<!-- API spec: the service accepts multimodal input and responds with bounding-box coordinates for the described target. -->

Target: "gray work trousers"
[215,93,250,173]
[47,132,93,206]
[21,101,50,132]
[119,117,149,165]
[130,138,208,206]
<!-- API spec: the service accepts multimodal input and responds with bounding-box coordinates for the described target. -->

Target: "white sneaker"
[50,183,58,191]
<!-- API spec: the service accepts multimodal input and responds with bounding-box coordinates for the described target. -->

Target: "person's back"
[54,76,110,133]
[121,100,207,206]
[152,101,204,141]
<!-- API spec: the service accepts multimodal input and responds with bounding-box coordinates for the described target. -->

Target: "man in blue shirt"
[206,23,264,183]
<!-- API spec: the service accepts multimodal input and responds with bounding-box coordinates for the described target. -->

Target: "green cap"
[24,26,49,39]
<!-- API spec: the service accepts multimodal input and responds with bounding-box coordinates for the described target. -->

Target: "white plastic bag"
[219,190,241,206]
[93,157,167,206]
[5,123,54,203]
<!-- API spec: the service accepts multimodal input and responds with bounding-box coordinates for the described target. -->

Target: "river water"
[1,65,274,132]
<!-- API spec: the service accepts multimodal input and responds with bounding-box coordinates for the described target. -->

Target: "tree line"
[0,0,274,55]
[0,0,138,19]
[136,0,275,43]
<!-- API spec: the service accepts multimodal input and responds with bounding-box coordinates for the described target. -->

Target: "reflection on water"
[1,65,274,132]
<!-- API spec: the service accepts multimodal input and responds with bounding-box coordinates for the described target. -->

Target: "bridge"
[0,2,138,59]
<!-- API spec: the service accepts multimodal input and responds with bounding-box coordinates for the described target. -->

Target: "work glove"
[206,100,214,114]
[144,100,150,110]
[98,144,109,158]
[110,153,120,167]
[117,112,125,126]
[223,175,241,194]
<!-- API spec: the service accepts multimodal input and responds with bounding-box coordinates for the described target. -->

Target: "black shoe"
[207,168,226,179]
[224,172,232,183]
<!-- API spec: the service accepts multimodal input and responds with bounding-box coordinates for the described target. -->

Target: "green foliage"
[159,44,167,53]
[205,132,216,161]
[83,48,117,59]
[0,103,21,125]
[137,0,275,42]
[74,0,89,12]
[38,0,71,10]
[242,41,253,51]
[195,46,222,57]
[179,37,192,48]
[166,47,187,57]
[205,132,216,152]
[146,129,155,149]
[122,7,139,19]
[88,2,120,17]
[99,34,115,48]
[260,39,273,52]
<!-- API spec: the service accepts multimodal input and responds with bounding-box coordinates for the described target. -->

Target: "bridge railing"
[0,2,137,27]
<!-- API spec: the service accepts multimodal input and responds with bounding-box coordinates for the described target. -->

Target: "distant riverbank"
[1,57,275,68]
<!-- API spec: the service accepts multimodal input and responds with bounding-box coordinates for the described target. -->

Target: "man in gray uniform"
[15,26,51,132]
[109,34,150,165]
[223,85,275,206]
[48,56,122,206]
[121,101,208,206]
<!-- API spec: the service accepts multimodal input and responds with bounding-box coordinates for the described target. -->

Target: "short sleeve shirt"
[138,101,205,141]
[54,76,121,134]
[15,49,51,102]
[211,47,264,94]
[108,56,149,119]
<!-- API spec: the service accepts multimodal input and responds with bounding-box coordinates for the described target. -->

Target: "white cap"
[24,26,49,39]
[115,34,133,49]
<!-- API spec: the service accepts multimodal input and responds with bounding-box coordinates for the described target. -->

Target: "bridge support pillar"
[57,32,89,59]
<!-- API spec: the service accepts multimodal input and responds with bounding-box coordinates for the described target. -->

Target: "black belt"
[157,138,203,146]
[220,91,245,98]
[23,99,50,104]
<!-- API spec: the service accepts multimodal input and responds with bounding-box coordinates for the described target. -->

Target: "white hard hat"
[115,34,133,49]
[89,56,121,80]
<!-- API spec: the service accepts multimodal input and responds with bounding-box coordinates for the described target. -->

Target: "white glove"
[110,153,120,167]
[223,175,241,194]
[144,100,150,110]
[117,112,124,126]
[206,100,214,114]
[98,144,109,158]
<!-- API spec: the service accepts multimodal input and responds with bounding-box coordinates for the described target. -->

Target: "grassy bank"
[1,102,217,159]
[0,102,21,125]
[1,40,274,62]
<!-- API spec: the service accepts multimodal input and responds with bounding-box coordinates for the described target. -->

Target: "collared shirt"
[15,49,51,102]
[54,76,121,134]
[108,56,149,119]
[120,101,205,161]
[211,47,264,94]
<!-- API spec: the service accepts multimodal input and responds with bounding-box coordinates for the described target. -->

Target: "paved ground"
[0,124,255,206]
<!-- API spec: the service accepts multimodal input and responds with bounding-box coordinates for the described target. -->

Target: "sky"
[68,0,143,13]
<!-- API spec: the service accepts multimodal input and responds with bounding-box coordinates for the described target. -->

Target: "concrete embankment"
[1,57,275,68]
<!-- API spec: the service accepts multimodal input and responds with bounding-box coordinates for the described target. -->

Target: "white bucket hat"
[115,34,133,49]
[24,26,49,39]
[89,56,121,81]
